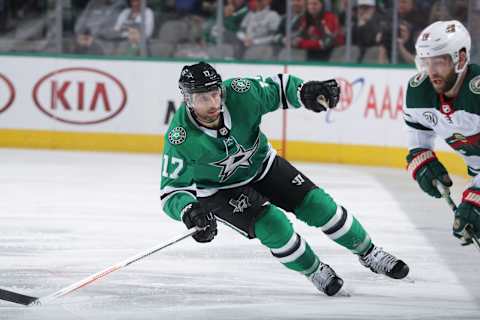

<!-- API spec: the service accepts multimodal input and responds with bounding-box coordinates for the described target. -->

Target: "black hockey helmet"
[179,62,225,111]
[179,61,222,95]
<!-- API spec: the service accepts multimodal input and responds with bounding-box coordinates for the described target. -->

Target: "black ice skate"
[307,262,344,296]
[359,246,409,279]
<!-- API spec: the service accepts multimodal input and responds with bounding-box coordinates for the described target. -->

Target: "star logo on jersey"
[231,78,251,93]
[211,137,259,182]
[228,194,251,214]
[168,127,187,145]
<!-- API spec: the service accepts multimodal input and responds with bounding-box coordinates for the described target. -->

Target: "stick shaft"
[436,182,480,251]
[36,228,198,305]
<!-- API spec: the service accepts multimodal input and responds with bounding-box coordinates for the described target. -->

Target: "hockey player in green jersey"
[405,20,480,245]
[161,61,409,296]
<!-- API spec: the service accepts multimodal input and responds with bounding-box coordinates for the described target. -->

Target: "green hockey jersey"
[161,75,304,221]
[404,64,480,178]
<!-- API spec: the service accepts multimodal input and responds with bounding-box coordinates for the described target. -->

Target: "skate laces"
[361,247,398,274]
[310,263,336,290]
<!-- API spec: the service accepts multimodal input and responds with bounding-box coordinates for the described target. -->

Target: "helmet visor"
[415,54,452,73]
[184,87,222,109]
[192,87,221,106]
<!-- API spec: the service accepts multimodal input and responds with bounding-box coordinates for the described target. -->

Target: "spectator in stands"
[270,0,286,15]
[428,0,451,24]
[450,0,468,25]
[275,0,305,45]
[293,0,344,61]
[236,0,281,50]
[379,0,426,64]
[352,0,388,62]
[9,0,44,19]
[200,0,217,17]
[120,25,144,56]
[176,0,201,15]
[114,0,155,40]
[72,0,91,12]
[0,0,8,32]
[158,0,176,15]
[397,0,426,31]
[224,0,249,36]
[330,0,348,25]
[112,0,156,56]
[72,27,105,55]
[204,0,248,44]
[75,0,125,39]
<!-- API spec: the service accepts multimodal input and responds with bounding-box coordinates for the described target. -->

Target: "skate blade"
[401,276,415,284]
[334,288,352,297]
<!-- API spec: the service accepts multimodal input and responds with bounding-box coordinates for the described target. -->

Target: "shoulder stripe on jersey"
[405,120,433,131]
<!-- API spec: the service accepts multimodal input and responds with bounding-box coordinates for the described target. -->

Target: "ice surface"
[0,149,479,320]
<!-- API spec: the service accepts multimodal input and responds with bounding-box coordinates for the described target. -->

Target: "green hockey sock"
[296,188,372,255]
[254,204,320,276]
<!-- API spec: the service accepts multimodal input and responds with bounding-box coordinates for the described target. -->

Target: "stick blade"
[0,288,38,306]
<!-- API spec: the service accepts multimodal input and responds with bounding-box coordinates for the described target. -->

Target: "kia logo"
[0,73,15,114]
[33,67,127,125]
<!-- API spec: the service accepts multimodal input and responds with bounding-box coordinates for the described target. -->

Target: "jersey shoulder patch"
[406,73,435,109]
[168,126,187,145]
[409,72,428,88]
[469,75,480,94]
[230,78,251,93]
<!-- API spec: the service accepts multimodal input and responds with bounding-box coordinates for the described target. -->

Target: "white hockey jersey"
[404,64,480,181]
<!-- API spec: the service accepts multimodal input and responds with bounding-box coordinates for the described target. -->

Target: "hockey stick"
[435,182,480,251]
[0,227,200,306]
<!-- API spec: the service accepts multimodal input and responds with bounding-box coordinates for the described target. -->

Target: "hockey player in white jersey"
[404,20,480,245]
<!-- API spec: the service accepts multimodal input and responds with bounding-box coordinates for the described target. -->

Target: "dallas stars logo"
[211,137,259,182]
[229,194,251,214]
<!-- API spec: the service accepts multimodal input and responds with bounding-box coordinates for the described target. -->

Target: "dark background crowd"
[0,0,478,64]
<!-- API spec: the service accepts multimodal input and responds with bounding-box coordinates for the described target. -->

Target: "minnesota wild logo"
[211,136,259,182]
[469,75,480,94]
[231,78,251,93]
[168,127,187,145]
[409,72,427,88]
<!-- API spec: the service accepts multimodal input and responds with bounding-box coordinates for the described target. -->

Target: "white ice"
[0,149,479,320]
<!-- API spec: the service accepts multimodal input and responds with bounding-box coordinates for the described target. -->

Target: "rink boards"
[0,54,466,175]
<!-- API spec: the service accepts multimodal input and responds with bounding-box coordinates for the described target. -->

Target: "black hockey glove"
[182,202,217,243]
[406,148,452,198]
[299,79,340,113]
[453,187,480,245]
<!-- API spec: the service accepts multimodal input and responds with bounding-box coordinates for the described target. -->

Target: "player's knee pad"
[295,188,338,227]
[254,204,294,249]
